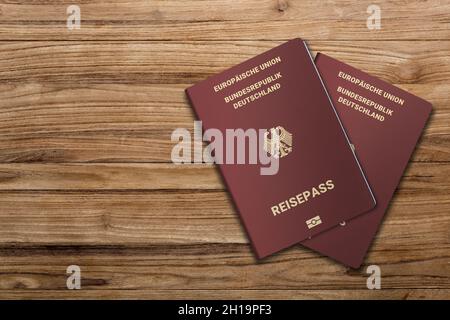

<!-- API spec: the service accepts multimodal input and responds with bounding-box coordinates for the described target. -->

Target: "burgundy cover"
[303,53,432,268]
[186,39,375,258]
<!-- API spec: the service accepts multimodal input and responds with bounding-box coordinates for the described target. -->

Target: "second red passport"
[302,53,432,268]
[186,39,375,258]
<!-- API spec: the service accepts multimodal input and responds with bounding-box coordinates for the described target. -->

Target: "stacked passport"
[186,39,432,268]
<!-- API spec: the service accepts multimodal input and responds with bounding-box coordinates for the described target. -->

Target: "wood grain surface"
[0,0,448,299]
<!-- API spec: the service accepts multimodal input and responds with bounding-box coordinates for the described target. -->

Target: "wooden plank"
[0,41,448,85]
[0,161,448,191]
[0,41,448,163]
[0,188,448,245]
[0,163,222,190]
[0,289,448,300]
[0,86,446,162]
[0,163,448,246]
[0,0,448,40]
[0,106,445,162]
[0,245,448,291]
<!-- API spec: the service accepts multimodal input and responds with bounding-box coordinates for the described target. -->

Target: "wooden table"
[0,0,448,299]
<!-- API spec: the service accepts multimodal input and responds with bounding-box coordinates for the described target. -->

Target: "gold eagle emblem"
[264,126,293,159]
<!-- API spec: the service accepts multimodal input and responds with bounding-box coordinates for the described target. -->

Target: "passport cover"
[186,39,375,258]
[303,53,432,268]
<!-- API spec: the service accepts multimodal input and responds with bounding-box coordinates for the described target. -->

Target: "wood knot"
[277,0,289,12]
[396,62,423,84]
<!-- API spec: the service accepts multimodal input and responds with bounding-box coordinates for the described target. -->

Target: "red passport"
[303,53,432,268]
[185,39,375,258]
